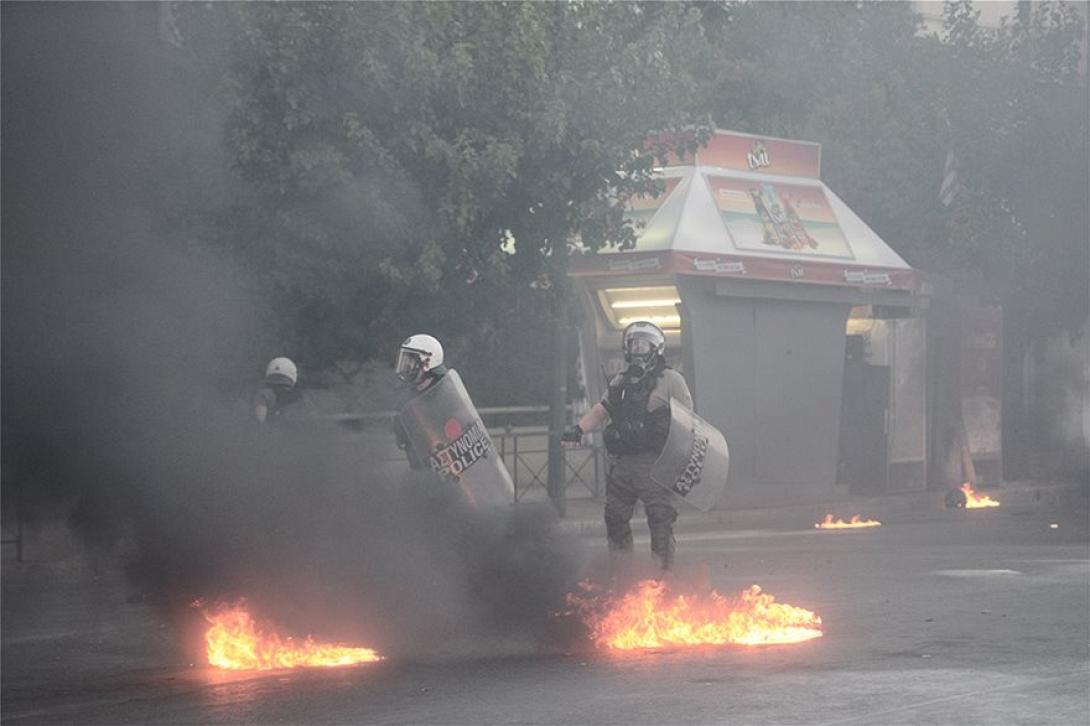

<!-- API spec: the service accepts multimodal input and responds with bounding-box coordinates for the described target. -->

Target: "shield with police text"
[650,397,730,511]
[396,369,514,508]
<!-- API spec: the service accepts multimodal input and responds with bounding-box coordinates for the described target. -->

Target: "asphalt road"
[3,504,1088,725]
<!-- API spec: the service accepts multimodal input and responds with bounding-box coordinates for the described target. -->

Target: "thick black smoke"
[2,3,584,661]
[126,420,585,659]
[2,2,254,537]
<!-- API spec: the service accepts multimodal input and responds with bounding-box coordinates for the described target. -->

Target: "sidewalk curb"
[555,480,1088,537]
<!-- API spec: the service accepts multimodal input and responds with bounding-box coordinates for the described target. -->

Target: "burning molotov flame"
[815,514,881,529]
[961,483,1000,508]
[566,580,823,651]
[196,601,382,671]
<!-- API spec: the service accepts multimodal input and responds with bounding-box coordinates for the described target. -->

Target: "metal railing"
[492,426,604,502]
[322,405,606,503]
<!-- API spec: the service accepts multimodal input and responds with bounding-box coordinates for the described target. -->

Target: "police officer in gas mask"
[562,321,693,570]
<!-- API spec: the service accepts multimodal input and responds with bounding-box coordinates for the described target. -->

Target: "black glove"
[561,424,584,444]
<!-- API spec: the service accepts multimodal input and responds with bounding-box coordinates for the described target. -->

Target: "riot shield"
[396,369,514,508]
[650,397,729,512]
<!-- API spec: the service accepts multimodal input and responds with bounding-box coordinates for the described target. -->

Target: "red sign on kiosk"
[693,131,822,178]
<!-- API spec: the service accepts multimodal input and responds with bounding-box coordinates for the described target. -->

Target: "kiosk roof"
[571,130,915,291]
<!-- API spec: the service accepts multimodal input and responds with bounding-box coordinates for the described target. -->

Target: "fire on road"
[566,580,822,651]
[197,602,382,671]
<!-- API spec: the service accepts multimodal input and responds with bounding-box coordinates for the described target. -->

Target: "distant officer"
[253,357,302,424]
[562,321,693,570]
[394,334,448,469]
[393,334,514,508]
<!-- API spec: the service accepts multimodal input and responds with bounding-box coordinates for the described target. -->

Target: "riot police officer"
[562,321,693,570]
[394,334,448,469]
[393,333,514,508]
[253,357,302,423]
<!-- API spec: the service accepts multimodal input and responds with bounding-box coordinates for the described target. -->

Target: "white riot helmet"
[265,357,298,388]
[622,321,665,371]
[397,334,444,384]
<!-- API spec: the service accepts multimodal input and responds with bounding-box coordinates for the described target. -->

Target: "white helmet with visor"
[396,334,444,384]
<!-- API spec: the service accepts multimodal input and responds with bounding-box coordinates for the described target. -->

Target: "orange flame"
[198,602,381,670]
[567,580,822,650]
[815,514,881,529]
[961,483,1000,508]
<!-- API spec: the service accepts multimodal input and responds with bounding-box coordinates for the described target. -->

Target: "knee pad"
[645,504,677,527]
[605,511,631,534]
[604,498,634,526]
[604,512,633,550]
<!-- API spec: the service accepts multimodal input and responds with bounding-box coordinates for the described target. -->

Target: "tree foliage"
[699,1,1087,337]
[176,1,1087,403]
[938,0,1088,336]
[178,2,709,401]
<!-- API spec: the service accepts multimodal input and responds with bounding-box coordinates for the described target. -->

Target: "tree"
[701,1,1086,331]
[178,2,711,392]
[937,0,1088,475]
[179,0,1085,435]
[938,0,1088,336]
[700,2,951,268]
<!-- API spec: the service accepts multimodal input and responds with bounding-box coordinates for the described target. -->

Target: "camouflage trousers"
[604,451,677,569]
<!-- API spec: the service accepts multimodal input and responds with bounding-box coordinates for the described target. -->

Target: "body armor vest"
[603,366,670,456]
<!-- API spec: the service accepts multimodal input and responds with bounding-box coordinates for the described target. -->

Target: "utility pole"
[546,244,570,517]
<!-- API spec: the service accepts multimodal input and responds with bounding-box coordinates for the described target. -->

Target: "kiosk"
[570,130,925,508]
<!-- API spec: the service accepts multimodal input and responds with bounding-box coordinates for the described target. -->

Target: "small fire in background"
[195,601,382,671]
[567,580,822,651]
[960,482,1000,508]
[815,514,881,529]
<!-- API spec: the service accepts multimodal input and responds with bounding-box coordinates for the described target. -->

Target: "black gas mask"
[622,322,665,378]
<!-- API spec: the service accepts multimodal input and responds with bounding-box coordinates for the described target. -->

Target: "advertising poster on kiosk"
[706,176,854,258]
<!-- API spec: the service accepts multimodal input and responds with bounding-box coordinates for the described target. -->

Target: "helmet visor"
[396,349,425,382]
[625,336,656,358]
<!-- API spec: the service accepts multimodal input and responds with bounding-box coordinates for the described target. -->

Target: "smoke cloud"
[2,3,586,662]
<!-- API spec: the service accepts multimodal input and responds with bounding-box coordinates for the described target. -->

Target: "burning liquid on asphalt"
[961,483,1001,508]
[815,514,882,529]
[197,602,382,670]
[567,580,823,651]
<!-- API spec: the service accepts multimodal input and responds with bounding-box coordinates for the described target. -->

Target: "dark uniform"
[252,384,304,423]
[601,363,693,569]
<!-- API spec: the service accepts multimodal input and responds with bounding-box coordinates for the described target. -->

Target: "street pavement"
[3,494,1088,725]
